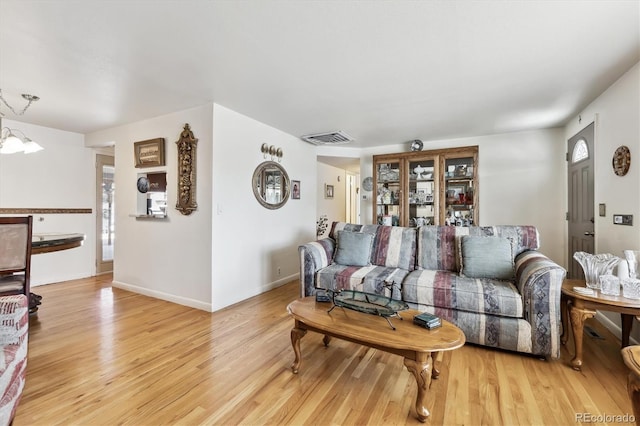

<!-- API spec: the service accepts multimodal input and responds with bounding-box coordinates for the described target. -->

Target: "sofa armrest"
[0,294,28,426]
[298,238,335,298]
[515,251,566,359]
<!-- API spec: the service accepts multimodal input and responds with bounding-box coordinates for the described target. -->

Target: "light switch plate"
[613,214,633,226]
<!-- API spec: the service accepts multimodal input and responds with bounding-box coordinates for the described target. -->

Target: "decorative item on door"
[175,123,198,215]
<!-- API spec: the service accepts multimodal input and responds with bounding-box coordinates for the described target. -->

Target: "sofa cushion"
[329,222,417,271]
[417,225,540,272]
[371,226,417,271]
[459,236,515,280]
[405,303,532,354]
[402,270,523,318]
[333,231,374,267]
[417,226,460,272]
[316,264,408,300]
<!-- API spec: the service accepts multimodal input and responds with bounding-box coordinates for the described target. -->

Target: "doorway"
[567,122,595,279]
[96,154,114,274]
[346,172,360,223]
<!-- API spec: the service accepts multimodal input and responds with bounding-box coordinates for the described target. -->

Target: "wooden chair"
[622,345,640,425]
[0,216,33,309]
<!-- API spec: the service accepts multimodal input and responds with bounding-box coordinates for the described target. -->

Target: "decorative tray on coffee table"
[327,290,409,330]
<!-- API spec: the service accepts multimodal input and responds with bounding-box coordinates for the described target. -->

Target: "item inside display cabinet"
[377,164,400,182]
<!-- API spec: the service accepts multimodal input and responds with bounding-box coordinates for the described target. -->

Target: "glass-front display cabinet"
[375,158,402,226]
[443,154,476,227]
[373,146,478,227]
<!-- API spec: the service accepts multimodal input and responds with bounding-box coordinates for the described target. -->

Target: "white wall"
[86,104,215,310]
[565,61,640,257]
[316,162,347,237]
[211,104,316,310]
[85,103,316,312]
[358,128,567,265]
[564,61,640,341]
[0,120,95,285]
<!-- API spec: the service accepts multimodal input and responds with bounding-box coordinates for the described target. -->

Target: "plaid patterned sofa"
[298,222,566,359]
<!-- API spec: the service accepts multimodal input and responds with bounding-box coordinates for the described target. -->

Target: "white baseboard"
[111,273,299,313]
[262,273,299,292]
[112,280,212,312]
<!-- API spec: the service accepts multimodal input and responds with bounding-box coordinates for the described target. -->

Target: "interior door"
[96,154,114,274]
[567,122,595,279]
[346,172,360,223]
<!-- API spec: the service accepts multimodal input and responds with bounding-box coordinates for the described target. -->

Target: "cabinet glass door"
[408,158,436,226]
[376,161,401,225]
[444,157,475,226]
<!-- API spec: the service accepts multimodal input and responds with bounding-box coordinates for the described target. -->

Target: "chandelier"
[0,89,44,154]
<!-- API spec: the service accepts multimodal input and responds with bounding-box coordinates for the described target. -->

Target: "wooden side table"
[561,278,640,370]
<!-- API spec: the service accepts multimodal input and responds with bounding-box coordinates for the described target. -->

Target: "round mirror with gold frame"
[252,161,290,209]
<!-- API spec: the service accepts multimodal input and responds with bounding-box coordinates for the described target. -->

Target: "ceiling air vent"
[300,130,354,146]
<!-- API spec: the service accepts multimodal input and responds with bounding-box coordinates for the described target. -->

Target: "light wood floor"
[14,275,634,425]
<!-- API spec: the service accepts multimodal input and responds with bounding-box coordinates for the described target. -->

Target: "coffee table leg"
[404,352,432,423]
[323,335,332,347]
[431,351,443,379]
[622,314,634,347]
[290,326,307,374]
[569,305,596,370]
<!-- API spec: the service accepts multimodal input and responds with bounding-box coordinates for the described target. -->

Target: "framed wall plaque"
[134,138,165,168]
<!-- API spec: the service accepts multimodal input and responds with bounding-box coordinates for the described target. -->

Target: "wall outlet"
[277,267,281,276]
[613,214,633,226]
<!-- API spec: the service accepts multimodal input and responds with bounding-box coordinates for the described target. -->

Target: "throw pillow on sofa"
[459,235,515,280]
[333,230,374,267]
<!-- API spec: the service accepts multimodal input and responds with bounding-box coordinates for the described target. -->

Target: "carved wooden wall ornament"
[175,123,198,215]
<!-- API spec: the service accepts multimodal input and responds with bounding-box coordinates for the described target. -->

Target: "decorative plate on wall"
[362,176,373,191]
[613,145,631,176]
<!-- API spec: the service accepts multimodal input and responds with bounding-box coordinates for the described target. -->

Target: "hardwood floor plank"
[13,275,636,425]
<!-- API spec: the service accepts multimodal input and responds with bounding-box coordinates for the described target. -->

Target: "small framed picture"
[325,184,334,199]
[292,180,300,199]
[134,138,165,168]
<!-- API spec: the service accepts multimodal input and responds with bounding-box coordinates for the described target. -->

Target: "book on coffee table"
[413,312,442,329]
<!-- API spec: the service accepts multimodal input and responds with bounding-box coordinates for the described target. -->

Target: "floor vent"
[584,325,604,339]
[300,130,354,146]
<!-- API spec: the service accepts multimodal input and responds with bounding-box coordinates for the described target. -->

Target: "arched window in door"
[572,138,589,163]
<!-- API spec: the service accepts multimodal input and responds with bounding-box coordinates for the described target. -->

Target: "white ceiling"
[0,1,638,149]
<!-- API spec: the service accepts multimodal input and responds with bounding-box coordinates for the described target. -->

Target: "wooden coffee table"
[561,278,640,370]
[287,297,465,422]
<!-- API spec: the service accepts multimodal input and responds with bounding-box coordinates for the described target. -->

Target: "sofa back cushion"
[329,222,417,271]
[417,225,539,271]
[371,225,417,271]
[459,236,515,280]
[333,231,374,267]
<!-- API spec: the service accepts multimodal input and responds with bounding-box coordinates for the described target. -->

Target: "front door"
[567,122,595,279]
